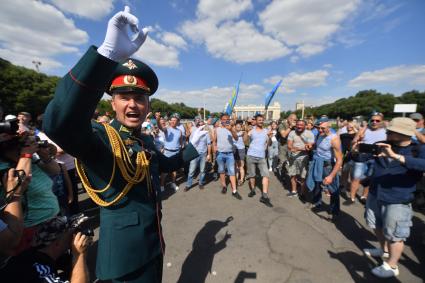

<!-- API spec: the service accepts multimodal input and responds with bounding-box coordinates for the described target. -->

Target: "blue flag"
[225,79,241,115]
[264,80,282,110]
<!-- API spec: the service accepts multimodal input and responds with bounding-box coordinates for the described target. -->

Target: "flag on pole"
[225,79,241,115]
[264,80,282,110]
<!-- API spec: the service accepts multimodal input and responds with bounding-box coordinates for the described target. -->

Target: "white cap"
[5,114,16,121]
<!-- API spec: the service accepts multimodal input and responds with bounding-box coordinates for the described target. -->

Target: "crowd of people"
[0,6,424,282]
[137,109,425,279]
[1,104,425,281]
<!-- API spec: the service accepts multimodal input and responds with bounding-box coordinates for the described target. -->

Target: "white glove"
[97,6,148,61]
[190,125,208,147]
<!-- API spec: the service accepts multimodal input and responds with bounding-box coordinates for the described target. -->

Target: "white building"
[234,102,281,120]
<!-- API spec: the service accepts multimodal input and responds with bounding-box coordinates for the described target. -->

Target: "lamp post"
[32,60,41,72]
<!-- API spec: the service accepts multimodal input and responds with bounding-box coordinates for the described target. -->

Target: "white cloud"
[181,0,290,63]
[264,70,329,93]
[197,0,253,22]
[323,64,333,68]
[156,83,266,112]
[135,37,180,68]
[0,0,88,71]
[348,65,425,87]
[49,0,114,20]
[132,26,189,68]
[161,32,188,50]
[259,0,360,57]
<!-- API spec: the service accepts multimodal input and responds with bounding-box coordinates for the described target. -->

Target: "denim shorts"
[381,202,413,242]
[246,155,269,178]
[352,159,374,180]
[216,152,236,176]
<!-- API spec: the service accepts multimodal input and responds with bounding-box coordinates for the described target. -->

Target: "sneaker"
[371,262,399,278]
[221,187,227,194]
[343,198,355,206]
[170,183,179,191]
[160,186,165,193]
[232,191,242,200]
[287,191,298,197]
[248,190,256,198]
[260,196,273,207]
[269,167,273,172]
[199,184,205,190]
[311,204,324,213]
[184,186,190,192]
[363,248,389,259]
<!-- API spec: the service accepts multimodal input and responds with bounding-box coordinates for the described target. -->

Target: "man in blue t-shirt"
[363,117,425,278]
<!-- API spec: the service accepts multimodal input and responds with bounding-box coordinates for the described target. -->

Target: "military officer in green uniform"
[43,6,207,282]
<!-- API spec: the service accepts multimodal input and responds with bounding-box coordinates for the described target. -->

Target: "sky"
[0,0,424,112]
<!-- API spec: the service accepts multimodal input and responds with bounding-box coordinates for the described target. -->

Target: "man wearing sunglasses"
[346,112,387,205]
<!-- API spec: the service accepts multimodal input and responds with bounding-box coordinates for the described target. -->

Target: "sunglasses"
[370,119,382,123]
[318,127,327,130]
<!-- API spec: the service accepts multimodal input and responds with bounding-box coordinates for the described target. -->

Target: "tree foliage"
[290,89,425,119]
[0,58,59,117]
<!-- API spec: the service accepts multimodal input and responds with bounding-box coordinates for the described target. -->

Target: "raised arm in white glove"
[190,125,208,148]
[97,6,148,61]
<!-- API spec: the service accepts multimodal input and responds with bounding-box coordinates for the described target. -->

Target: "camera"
[35,136,49,148]
[75,227,94,237]
[358,143,383,155]
[0,118,19,135]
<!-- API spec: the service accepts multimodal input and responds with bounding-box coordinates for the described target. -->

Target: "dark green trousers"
[112,255,163,283]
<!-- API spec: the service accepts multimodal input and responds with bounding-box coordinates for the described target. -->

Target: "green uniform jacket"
[43,46,198,280]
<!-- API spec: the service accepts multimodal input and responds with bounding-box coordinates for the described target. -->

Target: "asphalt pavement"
[82,171,425,283]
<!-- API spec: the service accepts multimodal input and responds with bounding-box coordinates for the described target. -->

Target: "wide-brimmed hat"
[386,117,416,137]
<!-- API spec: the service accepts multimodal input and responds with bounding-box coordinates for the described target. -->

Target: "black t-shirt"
[340,133,356,154]
[0,249,68,283]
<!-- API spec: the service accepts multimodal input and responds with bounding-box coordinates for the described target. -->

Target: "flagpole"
[203,96,206,121]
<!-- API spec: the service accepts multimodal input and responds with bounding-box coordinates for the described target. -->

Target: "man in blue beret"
[43,6,206,282]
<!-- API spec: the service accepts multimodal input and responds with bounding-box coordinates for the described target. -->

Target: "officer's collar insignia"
[119,125,131,133]
[123,60,138,70]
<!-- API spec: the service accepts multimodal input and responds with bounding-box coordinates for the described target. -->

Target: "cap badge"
[123,59,138,70]
[124,75,137,85]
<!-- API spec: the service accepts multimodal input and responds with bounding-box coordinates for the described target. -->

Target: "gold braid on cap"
[75,123,152,207]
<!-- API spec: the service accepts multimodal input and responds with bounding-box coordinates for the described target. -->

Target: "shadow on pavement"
[177,216,234,283]
[400,215,425,280]
[314,203,424,282]
[234,270,257,283]
[328,250,401,283]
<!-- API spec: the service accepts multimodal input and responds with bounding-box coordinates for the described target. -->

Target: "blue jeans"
[312,164,340,215]
[186,152,208,187]
[216,152,236,176]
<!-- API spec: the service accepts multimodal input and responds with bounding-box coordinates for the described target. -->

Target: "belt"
[219,151,233,154]
[164,148,180,152]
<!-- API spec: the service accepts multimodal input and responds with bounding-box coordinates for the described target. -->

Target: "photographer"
[363,118,425,278]
[0,168,30,260]
[1,216,91,283]
[0,132,59,253]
